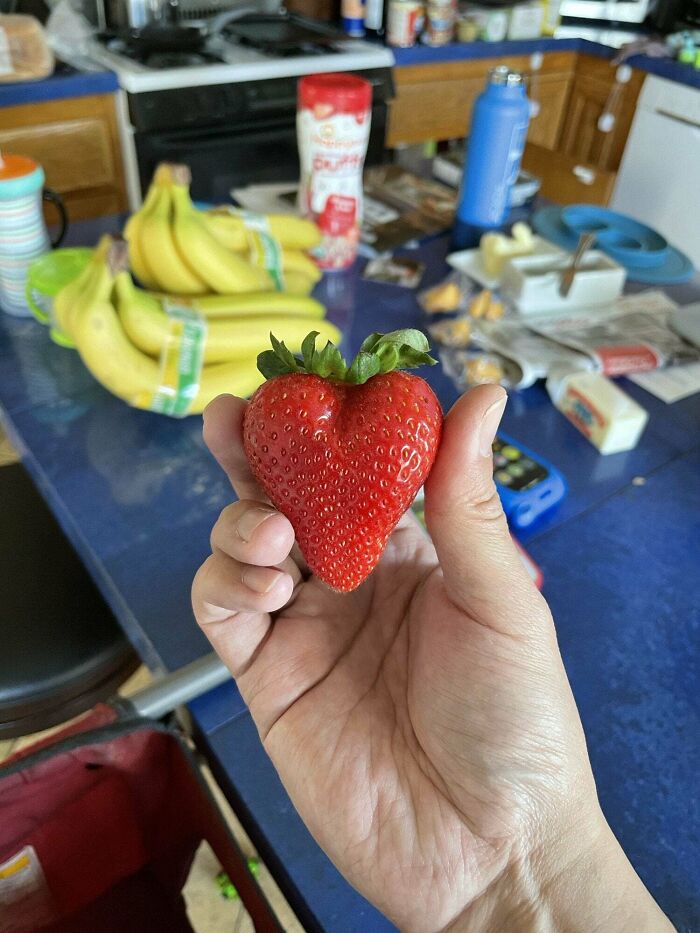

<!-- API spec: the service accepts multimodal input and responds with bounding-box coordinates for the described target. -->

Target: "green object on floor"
[216,858,260,900]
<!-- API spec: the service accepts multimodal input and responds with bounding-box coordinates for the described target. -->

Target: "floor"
[0,426,305,932]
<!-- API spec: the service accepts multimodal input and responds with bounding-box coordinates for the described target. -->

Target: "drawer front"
[0,119,115,194]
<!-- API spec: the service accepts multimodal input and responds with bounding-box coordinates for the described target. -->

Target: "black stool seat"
[0,463,138,739]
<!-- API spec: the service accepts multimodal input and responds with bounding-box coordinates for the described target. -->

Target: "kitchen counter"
[393,36,700,89]
[0,66,118,108]
[0,214,699,931]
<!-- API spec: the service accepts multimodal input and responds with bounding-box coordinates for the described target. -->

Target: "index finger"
[202,394,266,503]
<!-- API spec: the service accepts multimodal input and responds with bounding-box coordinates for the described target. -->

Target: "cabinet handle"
[655,108,700,131]
[573,165,596,185]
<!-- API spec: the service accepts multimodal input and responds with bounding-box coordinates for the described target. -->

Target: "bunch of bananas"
[53,235,341,415]
[124,163,322,297]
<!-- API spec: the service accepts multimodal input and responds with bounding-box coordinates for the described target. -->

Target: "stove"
[88,16,394,93]
[87,15,394,207]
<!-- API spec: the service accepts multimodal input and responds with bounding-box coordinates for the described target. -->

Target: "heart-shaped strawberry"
[243,330,443,592]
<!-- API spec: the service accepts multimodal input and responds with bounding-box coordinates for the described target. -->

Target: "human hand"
[192,386,672,933]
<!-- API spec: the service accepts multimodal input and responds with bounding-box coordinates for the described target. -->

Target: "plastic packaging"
[25,248,92,327]
[453,67,531,248]
[0,14,53,82]
[149,301,208,418]
[297,73,372,270]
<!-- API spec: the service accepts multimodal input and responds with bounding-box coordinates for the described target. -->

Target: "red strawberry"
[243,330,443,593]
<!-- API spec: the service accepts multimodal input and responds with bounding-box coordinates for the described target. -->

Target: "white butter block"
[552,371,649,455]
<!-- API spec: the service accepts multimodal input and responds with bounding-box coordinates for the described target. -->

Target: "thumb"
[424,385,541,630]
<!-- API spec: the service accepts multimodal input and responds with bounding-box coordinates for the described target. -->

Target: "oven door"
[133,105,389,203]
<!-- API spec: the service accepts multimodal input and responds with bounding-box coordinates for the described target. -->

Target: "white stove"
[87,17,394,207]
[88,34,394,93]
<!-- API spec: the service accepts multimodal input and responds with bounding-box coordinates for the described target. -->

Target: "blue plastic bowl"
[561,205,669,268]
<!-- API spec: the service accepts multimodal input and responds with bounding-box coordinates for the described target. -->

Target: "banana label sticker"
[236,209,285,292]
[150,302,208,417]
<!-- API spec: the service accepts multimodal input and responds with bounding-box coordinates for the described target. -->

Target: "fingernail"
[242,566,283,595]
[236,507,277,542]
[478,393,507,458]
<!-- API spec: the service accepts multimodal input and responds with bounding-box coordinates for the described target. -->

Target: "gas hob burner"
[138,48,225,68]
[102,36,226,68]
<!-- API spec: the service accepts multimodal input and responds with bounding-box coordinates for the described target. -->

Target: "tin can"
[423,0,454,45]
[387,0,422,47]
[341,0,366,36]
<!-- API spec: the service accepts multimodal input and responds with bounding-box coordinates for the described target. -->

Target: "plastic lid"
[488,65,524,87]
[27,248,93,295]
[298,73,372,114]
[0,153,44,198]
[0,153,39,180]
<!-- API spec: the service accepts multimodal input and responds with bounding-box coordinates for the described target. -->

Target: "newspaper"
[524,291,700,376]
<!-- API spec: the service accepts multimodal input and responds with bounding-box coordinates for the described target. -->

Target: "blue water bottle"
[453,66,531,250]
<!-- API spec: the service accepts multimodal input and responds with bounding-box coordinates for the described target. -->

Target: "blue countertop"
[0,216,699,930]
[0,68,119,108]
[393,35,700,89]
[2,31,698,110]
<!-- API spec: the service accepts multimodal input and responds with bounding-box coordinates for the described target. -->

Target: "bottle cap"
[488,65,523,87]
[298,73,372,116]
[0,153,45,199]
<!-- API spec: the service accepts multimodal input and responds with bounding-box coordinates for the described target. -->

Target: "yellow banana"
[116,273,339,365]
[147,289,326,319]
[124,183,161,289]
[192,290,324,317]
[203,209,322,251]
[283,270,315,296]
[139,182,208,296]
[170,174,272,294]
[280,250,322,283]
[73,263,265,412]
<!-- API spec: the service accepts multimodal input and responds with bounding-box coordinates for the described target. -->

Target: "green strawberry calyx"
[257,329,437,386]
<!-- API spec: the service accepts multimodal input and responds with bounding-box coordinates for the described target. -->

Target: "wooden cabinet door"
[526,73,572,150]
[387,51,576,148]
[559,55,644,172]
[0,94,128,221]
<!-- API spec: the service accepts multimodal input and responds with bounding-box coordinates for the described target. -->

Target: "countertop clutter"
[1,4,699,931]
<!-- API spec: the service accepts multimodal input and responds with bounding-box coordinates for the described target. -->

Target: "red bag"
[0,704,281,932]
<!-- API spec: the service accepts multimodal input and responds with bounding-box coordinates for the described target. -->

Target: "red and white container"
[387,0,423,47]
[297,73,372,270]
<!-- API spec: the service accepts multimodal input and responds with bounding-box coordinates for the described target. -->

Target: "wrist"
[445,806,673,933]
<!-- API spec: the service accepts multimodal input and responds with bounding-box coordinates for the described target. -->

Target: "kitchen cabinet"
[388,50,646,207]
[559,54,645,172]
[525,53,645,205]
[387,51,576,149]
[0,93,128,222]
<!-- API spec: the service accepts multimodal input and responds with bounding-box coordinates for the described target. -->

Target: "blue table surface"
[1,217,698,931]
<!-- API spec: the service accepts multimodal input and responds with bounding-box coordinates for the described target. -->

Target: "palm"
[231,520,578,933]
[194,389,594,933]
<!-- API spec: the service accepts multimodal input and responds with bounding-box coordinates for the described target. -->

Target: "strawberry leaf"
[301,331,319,371]
[346,352,381,385]
[270,333,299,372]
[257,329,435,385]
[257,349,294,379]
[315,341,346,378]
